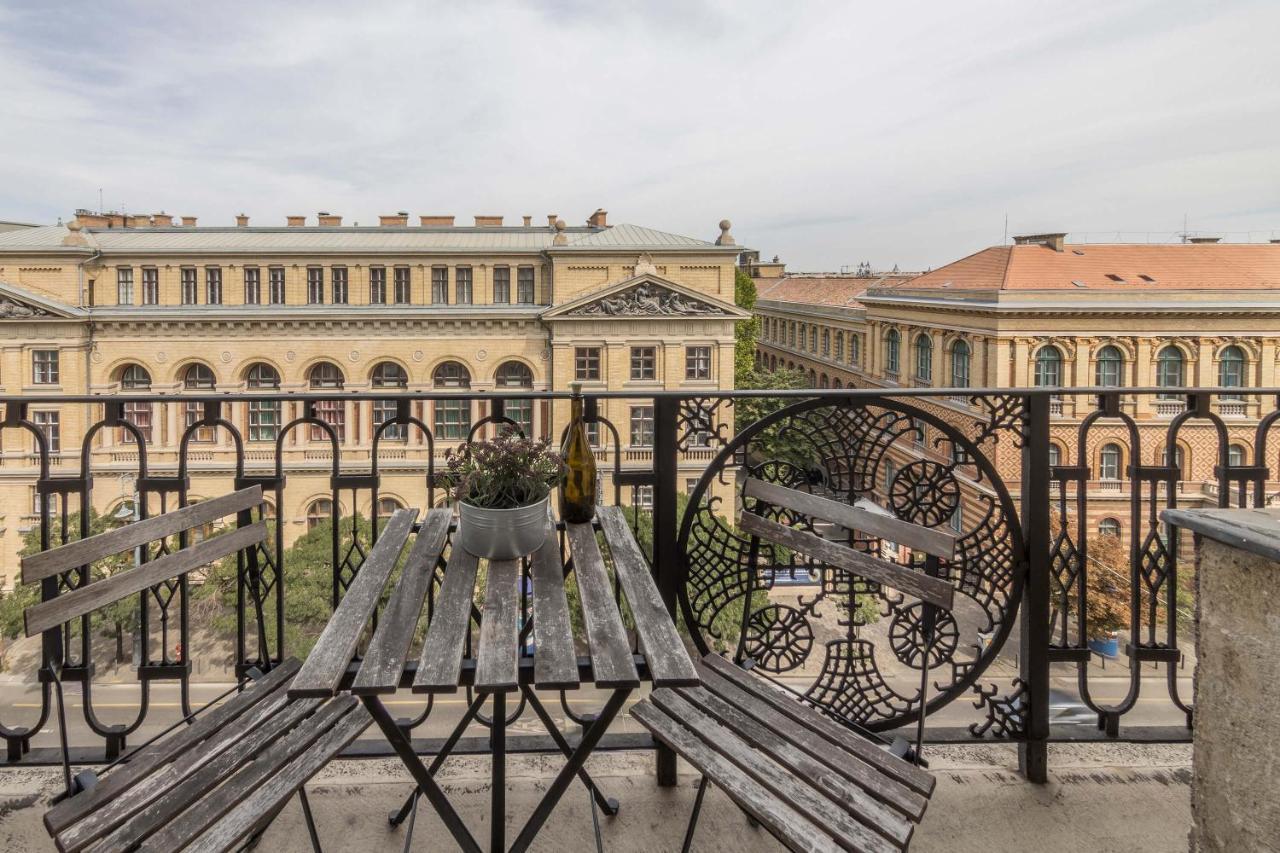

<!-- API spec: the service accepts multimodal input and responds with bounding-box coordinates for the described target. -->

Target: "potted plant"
[443,434,564,559]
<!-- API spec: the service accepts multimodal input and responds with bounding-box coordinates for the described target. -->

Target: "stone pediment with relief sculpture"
[0,281,84,320]
[0,296,51,318]
[568,282,721,317]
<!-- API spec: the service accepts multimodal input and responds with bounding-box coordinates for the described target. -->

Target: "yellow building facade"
[0,210,747,587]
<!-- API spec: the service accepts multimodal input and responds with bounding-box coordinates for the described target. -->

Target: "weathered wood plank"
[22,486,263,583]
[691,668,928,819]
[76,698,323,853]
[137,697,363,853]
[43,659,300,836]
[174,702,371,853]
[699,654,935,796]
[648,689,904,852]
[528,526,578,690]
[25,522,268,637]
[738,512,954,609]
[744,478,957,560]
[565,521,639,689]
[412,546,480,693]
[666,685,920,838]
[630,701,845,853]
[352,509,452,695]
[597,507,698,687]
[475,558,521,692]
[289,509,417,698]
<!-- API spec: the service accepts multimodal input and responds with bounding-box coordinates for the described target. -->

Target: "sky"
[1,0,1278,271]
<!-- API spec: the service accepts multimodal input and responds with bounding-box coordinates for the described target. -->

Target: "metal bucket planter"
[455,496,550,559]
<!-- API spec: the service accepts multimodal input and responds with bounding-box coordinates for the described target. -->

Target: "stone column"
[1162,506,1280,852]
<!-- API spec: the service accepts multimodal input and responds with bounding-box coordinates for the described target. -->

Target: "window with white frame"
[142,267,159,305]
[117,267,134,305]
[307,267,324,304]
[455,267,473,304]
[309,362,345,441]
[181,267,198,304]
[685,346,711,380]
[493,266,510,303]
[33,410,59,453]
[205,267,223,304]
[369,266,386,304]
[244,267,261,305]
[268,267,285,304]
[394,266,411,304]
[631,346,656,381]
[246,363,281,442]
[575,347,601,381]
[630,406,654,447]
[331,266,349,304]
[33,349,59,384]
[517,267,535,304]
[431,267,448,304]
[371,361,408,441]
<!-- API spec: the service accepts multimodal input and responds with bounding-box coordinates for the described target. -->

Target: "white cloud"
[0,0,1276,268]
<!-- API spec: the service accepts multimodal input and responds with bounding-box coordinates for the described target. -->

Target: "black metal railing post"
[1019,392,1052,782]
[651,395,680,787]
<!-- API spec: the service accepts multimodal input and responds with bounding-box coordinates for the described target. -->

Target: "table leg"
[508,688,632,853]
[389,691,489,828]
[521,686,619,816]
[491,691,506,853]
[361,695,482,853]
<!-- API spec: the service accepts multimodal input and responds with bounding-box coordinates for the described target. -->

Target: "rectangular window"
[630,346,656,381]
[116,267,134,305]
[205,267,223,304]
[248,400,279,442]
[369,267,386,304]
[493,267,511,303]
[142,267,159,305]
[307,267,324,304]
[505,398,533,436]
[632,484,654,510]
[434,399,471,440]
[685,478,699,495]
[431,267,448,304]
[269,267,286,304]
[184,401,214,442]
[123,401,153,443]
[455,267,473,304]
[394,266,411,304]
[517,266,535,304]
[244,267,261,304]
[331,267,348,304]
[685,346,711,380]
[372,399,403,440]
[310,400,345,442]
[850,334,860,365]
[630,405,654,447]
[33,411,59,453]
[575,347,601,381]
[181,267,198,304]
[32,349,58,384]
[586,420,600,448]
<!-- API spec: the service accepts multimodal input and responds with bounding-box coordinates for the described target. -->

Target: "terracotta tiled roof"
[757,273,919,307]
[901,243,1280,291]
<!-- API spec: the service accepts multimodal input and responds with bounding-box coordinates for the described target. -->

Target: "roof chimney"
[1013,232,1066,251]
[180,216,198,227]
[287,215,306,227]
[587,208,608,228]
[127,215,150,228]
[317,212,342,227]
[152,213,174,226]
[475,215,503,227]
[235,213,249,227]
[522,215,532,227]
[547,214,558,227]
[419,215,455,227]
[1188,236,1221,244]
[379,212,409,227]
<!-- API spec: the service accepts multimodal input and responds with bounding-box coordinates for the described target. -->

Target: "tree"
[733,366,812,467]
[733,267,761,387]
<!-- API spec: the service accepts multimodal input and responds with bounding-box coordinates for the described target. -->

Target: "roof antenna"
[98,188,104,213]
[1002,213,1008,245]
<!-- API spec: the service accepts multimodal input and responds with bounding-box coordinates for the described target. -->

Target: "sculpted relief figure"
[573,283,719,317]
[0,298,43,318]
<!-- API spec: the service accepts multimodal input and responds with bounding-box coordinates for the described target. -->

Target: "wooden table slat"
[564,521,639,688]
[412,546,481,692]
[528,527,579,690]
[475,558,522,693]
[597,507,697,686]
[352,509,452,695]
[290,509,417,697]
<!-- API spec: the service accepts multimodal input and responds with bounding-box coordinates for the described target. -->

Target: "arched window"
[914,334,933,383]
[821,329,830,357]
[885,329,900,374]
[183,363,216,442]
[819,373,829,388]
[433,361,471,388]
[1219,345,1246,400]
[950,340,970,388]
[433,361,471,440]
[119,364,153,443]
[495,361,534,436]
[832,378,843,389]
[376,497,403,521]
[850,333,861,365]
[1099,518,1121,537]
[1099,443,1122,480]
[833,332,844,361]
[306,498,333,532]
[1095,345,1124,387]
[1156,346,1184,399]
[1228,443,1247,467]
[1034,346,1062,387]
[246,363,281,442]
[809,327,817,351]
[1161,444,1185,472]
[1048,443,1062,467]
[308,362,346,441]
[807,369,816,387]
[371,361,408,441]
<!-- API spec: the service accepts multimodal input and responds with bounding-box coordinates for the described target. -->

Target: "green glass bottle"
[560,383,598,523]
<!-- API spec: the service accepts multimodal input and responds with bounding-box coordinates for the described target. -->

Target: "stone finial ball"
[555,218,566,231]
[720,219,732,231]
[67,220,82,231]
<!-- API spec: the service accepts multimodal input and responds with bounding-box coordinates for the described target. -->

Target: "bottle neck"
[570,395,583,420]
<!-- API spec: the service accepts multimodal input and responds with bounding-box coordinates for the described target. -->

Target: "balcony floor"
[0,742,1190,851]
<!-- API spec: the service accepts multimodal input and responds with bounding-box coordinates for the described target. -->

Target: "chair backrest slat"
[739,511,954,609]
[743,478,957,560]
[21,486,263,584]
[24,520,267,637]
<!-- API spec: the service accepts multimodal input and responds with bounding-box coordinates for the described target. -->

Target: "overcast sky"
[1,1,1277,270]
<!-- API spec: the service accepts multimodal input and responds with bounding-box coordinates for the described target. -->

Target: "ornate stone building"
[754,234,1280,536]
[0,209,746,586]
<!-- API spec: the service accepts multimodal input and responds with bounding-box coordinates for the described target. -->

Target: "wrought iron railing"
[1,386,1271,780]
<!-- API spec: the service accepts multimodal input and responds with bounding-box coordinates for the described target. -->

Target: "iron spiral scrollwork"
[677,395,1026,733]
